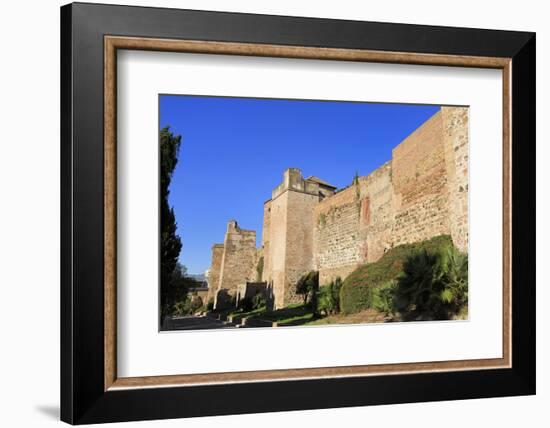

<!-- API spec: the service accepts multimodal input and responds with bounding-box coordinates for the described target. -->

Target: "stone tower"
[211,220,257,309]
[206,244,224,303]
[261,168,336,308]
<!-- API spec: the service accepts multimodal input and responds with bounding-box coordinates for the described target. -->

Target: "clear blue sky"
[160,95,440,274]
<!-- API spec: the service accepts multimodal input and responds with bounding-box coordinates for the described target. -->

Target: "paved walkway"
[162,315,235,331]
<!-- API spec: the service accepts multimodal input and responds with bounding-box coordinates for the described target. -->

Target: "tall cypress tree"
[160,126,183,317]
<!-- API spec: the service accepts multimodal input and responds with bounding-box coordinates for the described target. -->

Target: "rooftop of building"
[305,175,337,189]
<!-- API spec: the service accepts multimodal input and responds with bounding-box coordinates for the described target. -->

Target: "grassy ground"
[226,306,265,319]
[251,303,316,326]
[306,308,389,326]
[215,303,318,326]
[220,303,389,327]
[218,302,465,327]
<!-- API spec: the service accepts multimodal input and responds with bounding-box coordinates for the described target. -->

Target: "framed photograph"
[60,2,535,424]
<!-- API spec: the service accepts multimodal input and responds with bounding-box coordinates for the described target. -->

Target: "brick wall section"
[216,220,257,298]
[249,247,261,282]
[266,190,288,307]
[442,107,469,252]
[282,189,319,305]
[390,110,451,246]
[260,200,272,282]
[264,169,335,308]
[313,162,395,285]
[312,108,469,286]
[192,289,209,302]
[313,184,362,285]
[357,162,395,263]
[266,184,321,308]
[206,244,224,302]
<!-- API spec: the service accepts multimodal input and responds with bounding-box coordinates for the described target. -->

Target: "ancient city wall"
[191,289,209,302]
[282,188,319,304]
[266,189,288,306]
[208,106,469,306]
[313,162,395,285]
[442,107,469,252]
[313,184,362,285]
[390,109,450,247]
[206,244,224,302]
[265,170,330,308]
[357,162,395,263]
[259,200,272,282]
[313,107,469,286]
[214,221,257,308]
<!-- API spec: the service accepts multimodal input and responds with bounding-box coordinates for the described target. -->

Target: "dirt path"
[162,315,236,331]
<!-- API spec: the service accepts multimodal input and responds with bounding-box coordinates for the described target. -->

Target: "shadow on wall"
[35,405,59,420]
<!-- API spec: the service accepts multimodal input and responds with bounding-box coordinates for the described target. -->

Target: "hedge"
[339,235,454,314]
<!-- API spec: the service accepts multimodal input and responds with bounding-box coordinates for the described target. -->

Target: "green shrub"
[173,300,187,316]
[340,235,455,315]
[206,298,214,311]
[214,289,234,310]
[316,286,331,315]
[372,280,397,315]
[252,293,267,310]
[173,295,204,316]
[316,277,342,315]
[239,297,254,312]
[189,295,203,313]
[295,271,319,305]
[161,262,204,317]
[394,244,468,320]
[339,282,374,315]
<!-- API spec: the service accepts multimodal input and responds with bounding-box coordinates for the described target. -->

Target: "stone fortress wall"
[210,220,258,308]
[208,107,469,309]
